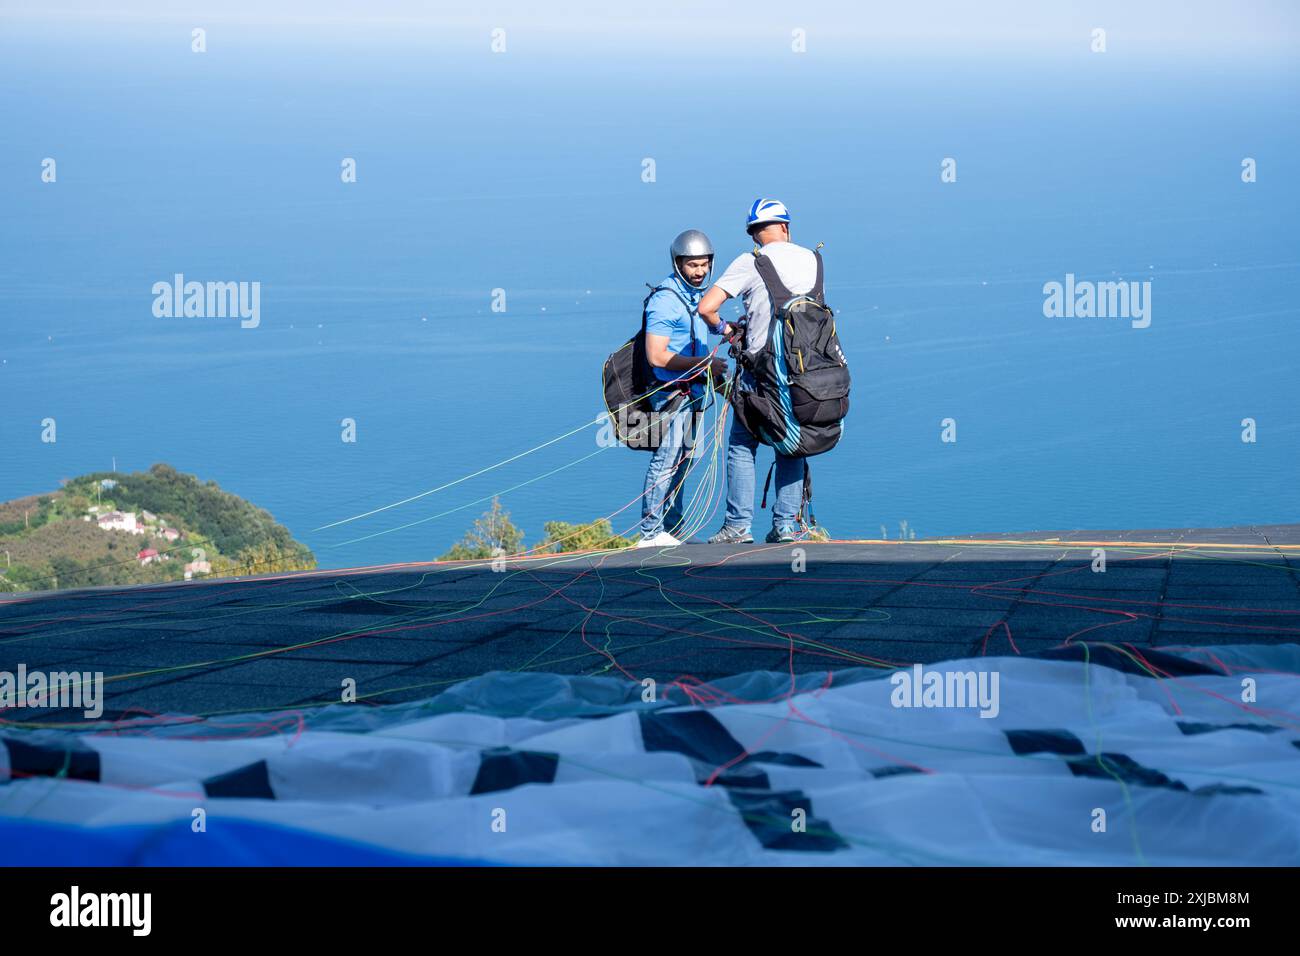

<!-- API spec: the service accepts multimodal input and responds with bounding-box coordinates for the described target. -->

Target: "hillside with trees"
[0,463,315,593]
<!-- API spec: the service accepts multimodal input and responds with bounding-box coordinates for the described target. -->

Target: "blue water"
[2,19,1297,567]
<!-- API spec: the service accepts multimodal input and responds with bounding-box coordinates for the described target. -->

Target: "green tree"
[440,498,525,560]
[5,562,54,591]
[537,518,632,553]
[63,494,91,516]
[214,540,317,577]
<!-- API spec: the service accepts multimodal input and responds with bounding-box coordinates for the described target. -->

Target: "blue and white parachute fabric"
[2,643,1298,866]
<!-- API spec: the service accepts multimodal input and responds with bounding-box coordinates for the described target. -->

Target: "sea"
[2,14,1297,568]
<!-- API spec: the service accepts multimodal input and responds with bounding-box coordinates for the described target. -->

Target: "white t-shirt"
[714,241,819,355]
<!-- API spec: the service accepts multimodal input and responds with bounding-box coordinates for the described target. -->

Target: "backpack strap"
[752,251,795,312]
[646,283,697,315]
[802,461,815,527]
[761,461,815,523]
[641,283,656,335]
[755,248,825,309]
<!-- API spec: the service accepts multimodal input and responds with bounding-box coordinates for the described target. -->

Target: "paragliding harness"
[728,246,850,531]
[602,283,706,452]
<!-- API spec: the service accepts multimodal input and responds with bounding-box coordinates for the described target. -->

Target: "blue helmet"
[746,198,791,231]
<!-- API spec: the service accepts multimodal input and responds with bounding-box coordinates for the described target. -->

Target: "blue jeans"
[725,373,805,534]
[640,390,702,539]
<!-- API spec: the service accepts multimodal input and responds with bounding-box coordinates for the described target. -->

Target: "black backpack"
[730,248,850,458]
[602,284,697,452]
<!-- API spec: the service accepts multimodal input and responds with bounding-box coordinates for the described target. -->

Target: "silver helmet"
[670,229,714,284]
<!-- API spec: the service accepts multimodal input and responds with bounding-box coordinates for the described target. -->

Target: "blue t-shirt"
[644,274,709,393]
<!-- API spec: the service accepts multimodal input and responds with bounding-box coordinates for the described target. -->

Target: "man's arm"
[645,334,728,379]
[697,285,732,337]
[644,289,727,378]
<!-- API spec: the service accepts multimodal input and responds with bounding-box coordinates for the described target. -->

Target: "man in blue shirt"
[637,229,728,547]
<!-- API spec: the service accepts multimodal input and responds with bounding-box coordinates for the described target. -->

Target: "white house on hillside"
[97,511,142,534]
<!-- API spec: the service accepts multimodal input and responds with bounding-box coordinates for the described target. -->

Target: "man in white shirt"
[696,199,817,544]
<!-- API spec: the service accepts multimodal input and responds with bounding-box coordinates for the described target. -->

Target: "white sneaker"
[636,531,682,548]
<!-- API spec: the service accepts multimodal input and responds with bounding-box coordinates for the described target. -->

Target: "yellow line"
[831,537,1300,551]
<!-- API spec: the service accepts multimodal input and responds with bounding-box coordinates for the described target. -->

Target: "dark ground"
[1,524,1297,724]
